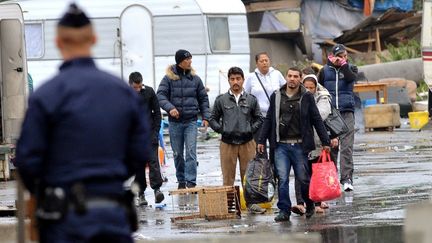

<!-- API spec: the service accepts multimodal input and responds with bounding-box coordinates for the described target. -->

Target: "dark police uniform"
[15,4,149,243]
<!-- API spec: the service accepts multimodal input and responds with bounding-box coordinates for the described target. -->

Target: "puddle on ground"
[319,225,403,243]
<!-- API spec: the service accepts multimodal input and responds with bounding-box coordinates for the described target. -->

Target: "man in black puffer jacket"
[157,49,210,189]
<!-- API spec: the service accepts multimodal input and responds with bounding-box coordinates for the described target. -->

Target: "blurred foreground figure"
[15,3,149,242]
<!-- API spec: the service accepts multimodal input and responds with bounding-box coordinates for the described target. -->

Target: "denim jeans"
[274,143,313,214]
[169,121,198,185]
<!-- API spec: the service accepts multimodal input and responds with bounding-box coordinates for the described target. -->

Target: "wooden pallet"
[169,186,241,222]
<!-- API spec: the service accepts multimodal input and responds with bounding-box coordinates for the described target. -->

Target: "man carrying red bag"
[258,67,330,222]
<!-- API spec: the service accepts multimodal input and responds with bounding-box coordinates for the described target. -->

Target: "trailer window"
[24,23,44,59]
[208,17,230,52]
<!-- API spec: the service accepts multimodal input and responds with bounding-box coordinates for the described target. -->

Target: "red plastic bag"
[309,150,341,202]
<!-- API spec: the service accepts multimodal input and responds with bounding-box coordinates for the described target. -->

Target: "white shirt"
[244,67,286,116]
[229,89,244,105]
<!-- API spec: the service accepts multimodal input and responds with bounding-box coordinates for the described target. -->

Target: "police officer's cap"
[58,3,91,28]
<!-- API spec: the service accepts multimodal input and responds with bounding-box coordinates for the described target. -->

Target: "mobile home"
[0,3,28,145]
[10,0,251,104]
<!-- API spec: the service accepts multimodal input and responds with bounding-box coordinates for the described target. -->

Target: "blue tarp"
[348,0,413,12]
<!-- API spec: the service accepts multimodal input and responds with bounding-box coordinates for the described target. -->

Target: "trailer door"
[120,5,155,87]
[0,4,27,144]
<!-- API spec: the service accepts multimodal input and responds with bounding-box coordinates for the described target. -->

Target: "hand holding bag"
[324,102,349,137]
[244,152,275,204]
[309,150,341,202]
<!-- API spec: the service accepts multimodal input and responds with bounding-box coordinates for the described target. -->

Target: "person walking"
[157,49,210,189]
[15,4,149,242]
[292,74,339,215]
[244,52,286,146]
[129,72,165,206]
[258,67,331,222]
[209,67,264,213]
[318,44,358,191]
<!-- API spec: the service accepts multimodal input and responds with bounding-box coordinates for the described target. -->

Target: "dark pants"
[331,111,355,184]
[274,143,313,214]
[134,143,163,194]
[294,157,320,206]
[39,207,133,243]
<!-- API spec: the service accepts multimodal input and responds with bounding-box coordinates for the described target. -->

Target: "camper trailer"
[10,0,251,104]
[0,3,28,180]
[0,3,28,144]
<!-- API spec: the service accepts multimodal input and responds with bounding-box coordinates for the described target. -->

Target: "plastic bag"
[309,150,341,202]
[244,153,275,204]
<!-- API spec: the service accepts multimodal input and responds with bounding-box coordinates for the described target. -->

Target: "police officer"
[15,3,149,242]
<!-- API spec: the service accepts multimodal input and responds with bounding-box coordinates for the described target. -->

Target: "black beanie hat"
[175,49,192,64]
[58,3,91,28]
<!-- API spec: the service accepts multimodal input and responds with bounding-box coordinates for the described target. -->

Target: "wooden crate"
[169,186,241,222]
[364,103,401,132]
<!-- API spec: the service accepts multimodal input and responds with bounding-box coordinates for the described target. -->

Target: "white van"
[9,0,250,104]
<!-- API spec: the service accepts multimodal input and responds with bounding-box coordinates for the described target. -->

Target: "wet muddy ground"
[132,122,432,242]
[1,120,431,242]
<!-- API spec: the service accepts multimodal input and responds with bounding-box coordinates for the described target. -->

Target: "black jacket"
[258,85,330,153]
[210,91,263,144]
[138,85,161,145]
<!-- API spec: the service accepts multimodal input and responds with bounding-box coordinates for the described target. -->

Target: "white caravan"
[9,0,250,104]
[0,3,28,145]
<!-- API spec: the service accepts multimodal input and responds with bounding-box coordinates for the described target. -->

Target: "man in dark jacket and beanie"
[15,3,149,242]
[129,71,164,206]
[258,66,330,222]
[318,44,358,192]
[157,49,210,189]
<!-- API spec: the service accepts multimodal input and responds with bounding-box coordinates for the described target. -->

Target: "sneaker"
[248,204,266,214]
[154,189,165,204]
[291,204,306,215]
[274,211,290,222]
[178,182,186,189]
[343,181,354,192]
[305,206,315,219]
[138,194,148,206]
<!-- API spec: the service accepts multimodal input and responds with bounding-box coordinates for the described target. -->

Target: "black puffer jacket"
[157,65,210,122]
[209,91,263,145]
